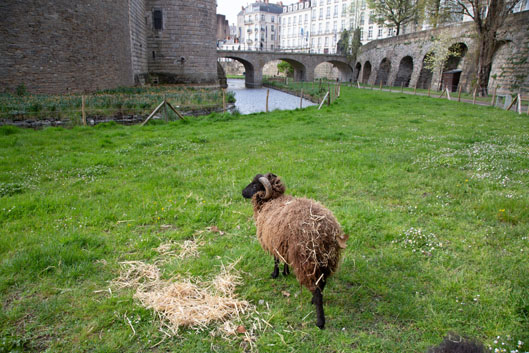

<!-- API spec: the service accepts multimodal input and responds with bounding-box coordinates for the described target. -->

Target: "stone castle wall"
[0,0,219,94]
[146,0,218,84]
[0,0,134,94]
[129,0,149,85]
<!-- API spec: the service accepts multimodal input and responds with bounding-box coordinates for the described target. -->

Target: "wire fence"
[264,77,528,114]
[354,82,529,113]
[0,88,233,123]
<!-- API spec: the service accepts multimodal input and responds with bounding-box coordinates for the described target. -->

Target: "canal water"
[227,79,315,114]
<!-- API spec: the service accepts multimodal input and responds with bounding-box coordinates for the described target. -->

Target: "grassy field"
[1,88,528,352]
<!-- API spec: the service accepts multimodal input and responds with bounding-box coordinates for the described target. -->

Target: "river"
[227,79,315,115]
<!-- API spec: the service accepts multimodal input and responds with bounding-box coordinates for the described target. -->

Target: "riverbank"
[262,78,343,104]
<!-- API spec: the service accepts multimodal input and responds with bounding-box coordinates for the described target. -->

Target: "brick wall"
[0,0,134,94]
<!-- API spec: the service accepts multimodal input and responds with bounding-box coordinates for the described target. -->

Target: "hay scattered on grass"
[111,261,160,290]
[113,259,252,336]
[155,238,204,260]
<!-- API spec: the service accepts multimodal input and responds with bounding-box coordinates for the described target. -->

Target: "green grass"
[1,88,528,352]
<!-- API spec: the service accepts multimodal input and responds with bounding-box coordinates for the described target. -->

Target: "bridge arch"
[217,50,351,88]
[220,56,261,88]
[274,58,308,82]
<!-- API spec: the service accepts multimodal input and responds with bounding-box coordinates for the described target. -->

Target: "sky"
[217,0,293,25]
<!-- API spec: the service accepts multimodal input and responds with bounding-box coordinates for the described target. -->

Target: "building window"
[153,10,163,30]
[378,27,383,38]
[368,26,373,39]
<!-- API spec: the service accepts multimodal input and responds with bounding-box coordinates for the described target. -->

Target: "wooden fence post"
[506,94,517,111]
[472,88,477,105]
[81,95,86,126]
[222,89,226,113]
[379,81,382,90]
[428,87,431,97]
[401,83,404,93]
[517,93,522,114]
[490,86,497,107]
[458,85,462,102]
[414,84,417,95]
[300,88,303,109]
[266,89,269,113]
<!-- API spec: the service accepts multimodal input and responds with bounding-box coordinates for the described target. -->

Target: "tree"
[337,28,363,62]
[422,0,462,27]
[337,29,351,55]
[367,0,420,35]
[277,61,294,77]
[350,27,363,60]
[454,0,522,96]
[423,32,462,89]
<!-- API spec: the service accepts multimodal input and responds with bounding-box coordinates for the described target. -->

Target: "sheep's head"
[242,173,285,201]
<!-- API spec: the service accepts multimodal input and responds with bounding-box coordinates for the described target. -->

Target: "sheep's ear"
[266,173,285,195]
[337,234,349,249]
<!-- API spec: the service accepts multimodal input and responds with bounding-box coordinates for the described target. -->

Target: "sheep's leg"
[282,264,290,276]
[271,258,280,279]
[312,288,325,329]
[311,278,326,303]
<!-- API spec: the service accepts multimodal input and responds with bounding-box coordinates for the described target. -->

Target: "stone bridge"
[354,11,529,94]
[217,50,353,88]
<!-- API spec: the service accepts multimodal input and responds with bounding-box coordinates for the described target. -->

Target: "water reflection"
[227,79,315,115]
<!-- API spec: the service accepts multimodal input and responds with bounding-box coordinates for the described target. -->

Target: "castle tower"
[146,0,218,85]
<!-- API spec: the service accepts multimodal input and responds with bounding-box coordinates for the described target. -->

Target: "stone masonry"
[0,0,134,94]
[355,11,529,94]
[0,0,218,94]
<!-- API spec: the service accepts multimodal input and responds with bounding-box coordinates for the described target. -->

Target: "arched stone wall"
[375,58,391,86]
[362,61,372,84]
[355,11,529,94]
[394,56,414,87]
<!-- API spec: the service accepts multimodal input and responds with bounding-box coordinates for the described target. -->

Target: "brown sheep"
[242,173,348,329]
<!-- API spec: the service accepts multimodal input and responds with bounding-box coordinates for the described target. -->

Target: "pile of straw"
[114,260,251,335]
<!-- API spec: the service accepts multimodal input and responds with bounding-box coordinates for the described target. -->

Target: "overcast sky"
[217,0,294,25]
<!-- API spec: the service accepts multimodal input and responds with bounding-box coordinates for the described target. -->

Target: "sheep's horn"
[258,177,272,200]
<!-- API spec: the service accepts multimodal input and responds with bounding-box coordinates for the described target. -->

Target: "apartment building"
[280,1,312,52]
[236,1,283,51]
[281,0,393,54]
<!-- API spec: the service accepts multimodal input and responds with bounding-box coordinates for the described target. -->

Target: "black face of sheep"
[241,173,266,199]
[242,173,348,329]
